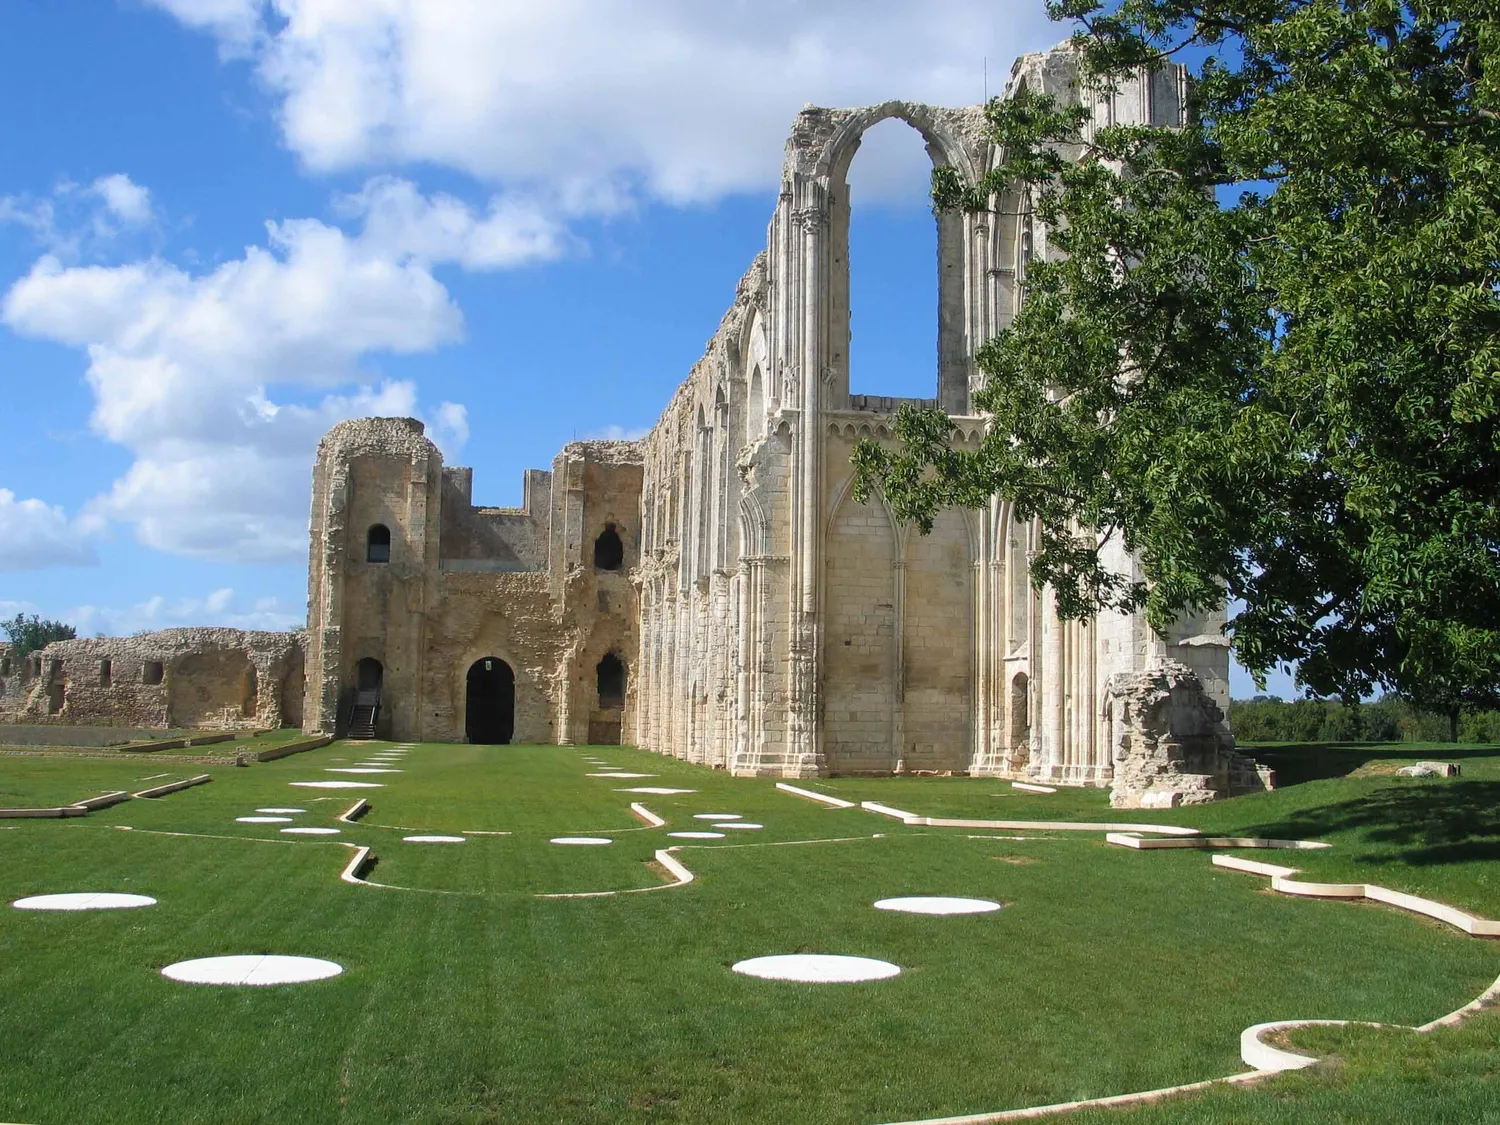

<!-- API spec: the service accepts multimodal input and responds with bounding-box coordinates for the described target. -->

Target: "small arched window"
[597,653,625,709]
[367,524,391,563]
[593,524,624,571]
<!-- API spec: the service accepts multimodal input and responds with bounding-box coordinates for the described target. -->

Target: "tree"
[854,0,1500,717]
[2,613,77,665]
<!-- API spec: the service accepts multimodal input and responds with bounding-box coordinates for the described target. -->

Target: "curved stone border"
[860,800,1202,837]
[132,775,212,799]
[533,848,696,900]
[1211,854,1500,937]
[776,782,856,808]
[336,799,370,824]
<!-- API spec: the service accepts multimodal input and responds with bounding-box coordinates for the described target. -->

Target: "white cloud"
[90,174,153,227]
[66,587,304,636]
[147,0,1058,205]
[585,424,651,442]
[2,178,553,563]
[0,489,99,571]
[336,175,571,268]
[1,173,155,257]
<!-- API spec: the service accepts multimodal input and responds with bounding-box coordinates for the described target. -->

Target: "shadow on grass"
[1241,742,1498,786]
[1244,780,1500,867]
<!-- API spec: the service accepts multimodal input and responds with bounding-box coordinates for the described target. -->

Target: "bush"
[1228,695,1500,744]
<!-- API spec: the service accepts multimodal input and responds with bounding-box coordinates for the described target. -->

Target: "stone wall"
[302,418,641,745]
[0,629,304,730]
[629,42,1231,786]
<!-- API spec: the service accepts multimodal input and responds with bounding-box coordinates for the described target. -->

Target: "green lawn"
[1,740,1496,1124]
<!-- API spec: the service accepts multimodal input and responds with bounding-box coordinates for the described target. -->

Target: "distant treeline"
[1230,696,1500,744]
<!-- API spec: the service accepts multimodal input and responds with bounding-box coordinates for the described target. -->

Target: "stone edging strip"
[860,800,1202,837]
[132,774,212,799]
[340,845,374,885]
[0,789,133,819]
[337,798,370,824]
[1211,854,1500,937]
[255,735,335,762]
[1010,782,1057,794]
[776,782,857,808]
[630,802,665,827]
[1105,833,1331,852]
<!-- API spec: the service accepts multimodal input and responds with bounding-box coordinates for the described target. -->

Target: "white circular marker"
[326,768,402,774]
[256,808,305,815]
[14,893,156,911]
[161,954,343,986]
[281,827,341,836]
[403,835,465,844]
[719,822,764,830]
[874,897,1003,915]
[587,772,653,779]
[550,836,613,846]
[668,831,725,839]
[617,787,696,795]
[732,954,901,983]
[694,814,742,821]
[236,816,292,824]
[292,781,383,789]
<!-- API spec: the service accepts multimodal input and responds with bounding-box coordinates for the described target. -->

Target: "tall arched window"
[594,524,624,570]
[844,118,939,401]
[366,524,391,563]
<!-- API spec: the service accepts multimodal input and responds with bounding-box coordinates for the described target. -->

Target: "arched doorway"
[590,652,626,745]
[349,658,384,740]
[466,657,515,744]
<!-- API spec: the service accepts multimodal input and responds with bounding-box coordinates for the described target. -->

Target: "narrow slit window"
[99,659,112,688]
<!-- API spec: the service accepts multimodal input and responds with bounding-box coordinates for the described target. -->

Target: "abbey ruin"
[0,45,1270,807]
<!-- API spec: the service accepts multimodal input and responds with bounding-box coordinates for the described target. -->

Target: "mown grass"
[1,740,1496,1124]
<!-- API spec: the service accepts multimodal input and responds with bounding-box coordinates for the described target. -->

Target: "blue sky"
[0,0,1292,698]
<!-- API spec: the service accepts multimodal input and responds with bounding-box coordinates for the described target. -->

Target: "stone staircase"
[347,690,380,740]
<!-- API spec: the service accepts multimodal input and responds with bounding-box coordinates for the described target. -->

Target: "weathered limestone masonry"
[3,42,1260,803]
[0,629,303,730]
[1105,662,1275,808]
[633,41,1252,794]
[302,417,642,743]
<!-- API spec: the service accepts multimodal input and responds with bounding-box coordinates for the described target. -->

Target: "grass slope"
[0,740,1496,1124]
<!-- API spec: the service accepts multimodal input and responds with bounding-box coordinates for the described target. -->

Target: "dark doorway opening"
[597,653,625,708]
[593,524,624,570]
[356,658,384,692]
[466,657,515,744]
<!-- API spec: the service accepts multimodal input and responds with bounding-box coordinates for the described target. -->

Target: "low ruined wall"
[0,628,305,731]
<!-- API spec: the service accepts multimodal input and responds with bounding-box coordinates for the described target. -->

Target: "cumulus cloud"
[0,173,155,257]
[2,178,555,563]
[147,0,1057,205]
[90,174,153,226]
[0,489,99,570]
[67,588,304,636]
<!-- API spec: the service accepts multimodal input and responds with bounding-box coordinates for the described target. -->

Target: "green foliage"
[1228,694,1498,742]
[1,613,76,665]
[853,0,1500,715]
